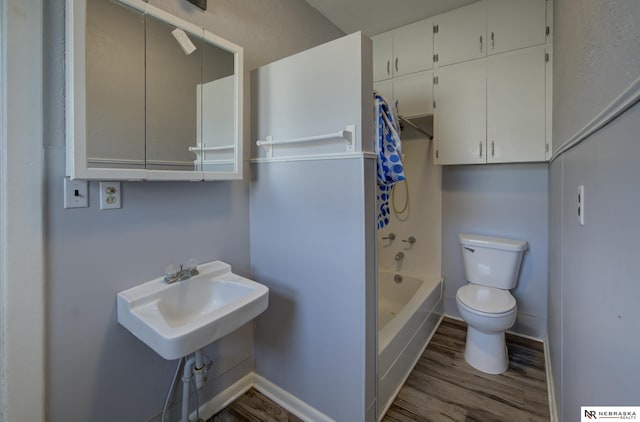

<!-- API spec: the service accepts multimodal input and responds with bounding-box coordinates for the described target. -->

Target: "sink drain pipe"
[194,350,206,389]
[181,350,206,422]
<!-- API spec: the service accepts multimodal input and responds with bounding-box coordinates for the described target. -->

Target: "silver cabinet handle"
[480,35,483,52]
[491,141,495,157]
[395,57,398,72]
[387,60,390,75]
[491,32,495,50]
[479,142,483,157]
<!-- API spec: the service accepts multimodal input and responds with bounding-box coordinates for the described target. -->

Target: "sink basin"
[117,260,268,359]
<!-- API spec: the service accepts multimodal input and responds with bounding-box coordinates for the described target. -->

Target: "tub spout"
[395,251,404,261]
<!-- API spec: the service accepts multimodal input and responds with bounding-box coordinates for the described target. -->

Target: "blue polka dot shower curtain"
[375,92,406,229]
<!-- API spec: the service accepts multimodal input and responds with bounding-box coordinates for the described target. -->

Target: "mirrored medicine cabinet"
[66,0,244,180]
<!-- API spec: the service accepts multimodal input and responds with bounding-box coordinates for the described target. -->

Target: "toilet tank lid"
[459,233,528,252]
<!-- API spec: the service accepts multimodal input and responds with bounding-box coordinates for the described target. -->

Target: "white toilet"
[456,233,528,374]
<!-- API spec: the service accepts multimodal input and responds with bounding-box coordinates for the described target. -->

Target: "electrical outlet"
[99,182,122,210]
[63,177,88,208]
[578,185,585,226]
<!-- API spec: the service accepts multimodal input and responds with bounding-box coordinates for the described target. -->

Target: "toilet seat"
[456,284,516,317]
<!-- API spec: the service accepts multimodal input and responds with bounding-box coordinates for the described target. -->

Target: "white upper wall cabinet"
[487,45,546,163]
[433,1,487,67]
[434,59,487,165]
[373,0,552,164]
[372,32,393,81]
[372,18,433,82]
[372,18,434,118]
[392,19,433,77]
[487,0,546,55]
[394,70,433,118]
[434,0,546,66]
[433,0,552,165]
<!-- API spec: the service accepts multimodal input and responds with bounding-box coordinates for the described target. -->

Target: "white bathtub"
[377,270,443,420]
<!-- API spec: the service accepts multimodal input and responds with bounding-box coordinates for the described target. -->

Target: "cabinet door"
[394,70,433,118]
[434,60,486,164]
[372,32,393,82]
[393,18,433,76]
[487,0,546,55]
[434,1,486,67]
[487,45,546,163]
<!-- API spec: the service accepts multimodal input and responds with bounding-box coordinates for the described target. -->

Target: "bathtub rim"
[378,270,443,354]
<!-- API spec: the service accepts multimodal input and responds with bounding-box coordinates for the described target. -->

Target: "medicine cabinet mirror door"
[67,0,243,181]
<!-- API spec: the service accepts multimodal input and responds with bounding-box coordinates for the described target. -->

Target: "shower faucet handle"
[382,233,396,241]
[402,236,416,245]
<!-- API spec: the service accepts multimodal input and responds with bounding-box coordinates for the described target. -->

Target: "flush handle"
[463,246,475,253]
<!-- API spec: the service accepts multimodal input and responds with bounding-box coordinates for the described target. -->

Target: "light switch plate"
[99,181,122,210]
[63,177,88,208]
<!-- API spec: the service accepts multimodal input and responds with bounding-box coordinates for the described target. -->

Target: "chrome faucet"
[164,259,199,283]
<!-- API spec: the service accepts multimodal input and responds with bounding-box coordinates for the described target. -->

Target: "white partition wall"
[250,33,377,421]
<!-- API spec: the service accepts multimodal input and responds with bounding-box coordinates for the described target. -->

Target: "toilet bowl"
[456,234,527,375]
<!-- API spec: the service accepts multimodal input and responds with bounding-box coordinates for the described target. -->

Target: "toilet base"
[464,325,509,374]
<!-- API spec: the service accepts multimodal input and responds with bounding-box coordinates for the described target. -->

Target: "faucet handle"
[187,258,199,276]
[402,236,416,245]
[382,233,396,241]
[164,264,179,283]
[165,264,179,276]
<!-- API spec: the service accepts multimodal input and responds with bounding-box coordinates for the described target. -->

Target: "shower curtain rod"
[398,114,433,140]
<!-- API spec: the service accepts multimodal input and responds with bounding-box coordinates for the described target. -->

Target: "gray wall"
[441,164,549,339]
[550,1,640,420]
[552,0,640,150]
[43,1,343,421]
[250,33,377,421]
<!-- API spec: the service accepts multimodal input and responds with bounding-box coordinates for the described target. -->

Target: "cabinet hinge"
[433,24,439,34]
[433,53,439,63]
[545,52,550,62]
[433,76,439,85]
[546,26,550,36]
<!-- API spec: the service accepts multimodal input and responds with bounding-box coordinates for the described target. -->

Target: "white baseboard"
[193,372,333,422]
[544,337,560,422]
[191,373,253,421]
[253,374,333,422]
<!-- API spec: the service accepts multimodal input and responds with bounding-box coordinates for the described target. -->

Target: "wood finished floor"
[383,318,549,422]
[210,317,549,422]
[210,388,302,422]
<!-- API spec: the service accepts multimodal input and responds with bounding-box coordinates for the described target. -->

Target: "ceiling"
[304,0,480,37]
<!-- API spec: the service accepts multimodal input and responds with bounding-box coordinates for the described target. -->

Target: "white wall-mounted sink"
[117,260,268,360]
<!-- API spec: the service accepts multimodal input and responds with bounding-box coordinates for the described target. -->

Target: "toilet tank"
[459,234,528,289]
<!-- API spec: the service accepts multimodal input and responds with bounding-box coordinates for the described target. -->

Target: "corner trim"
[1,1,46,421]
[550,74,640,162]
[544,337,560,422]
